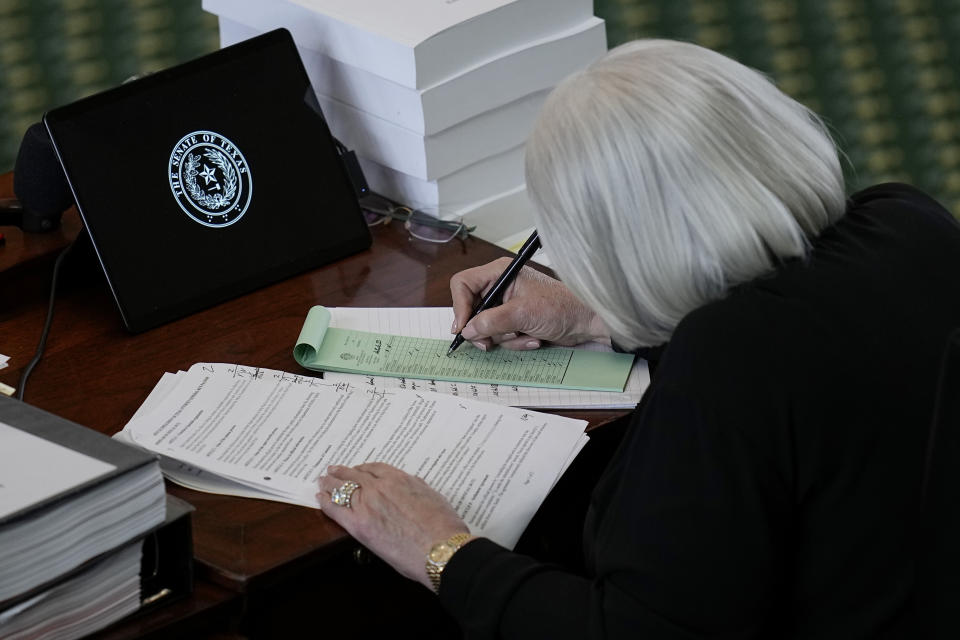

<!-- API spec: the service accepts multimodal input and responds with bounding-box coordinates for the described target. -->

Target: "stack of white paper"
[203,0,607,235]
[0,543,142,640]
[116,363,590,550]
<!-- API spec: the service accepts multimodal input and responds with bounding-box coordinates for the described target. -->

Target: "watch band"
[426,532,473,594]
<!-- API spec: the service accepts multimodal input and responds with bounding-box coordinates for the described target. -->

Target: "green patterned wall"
[0,0,958,216]
[596,0,960,215]
[0,0,218,173]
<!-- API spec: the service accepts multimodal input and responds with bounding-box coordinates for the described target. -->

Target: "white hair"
[525,39,846,350]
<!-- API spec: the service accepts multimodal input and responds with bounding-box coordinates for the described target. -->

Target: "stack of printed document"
[115,363,590,549]
[0,396,166,640]
[1,542,142,640]
[203,0,607,240]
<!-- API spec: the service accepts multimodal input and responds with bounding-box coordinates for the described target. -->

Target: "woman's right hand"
[449,258,611,351]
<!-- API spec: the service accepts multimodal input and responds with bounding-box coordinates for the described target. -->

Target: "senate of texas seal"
[168,131,253,227]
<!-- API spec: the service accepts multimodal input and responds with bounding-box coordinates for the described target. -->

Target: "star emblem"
[199,164,218,186]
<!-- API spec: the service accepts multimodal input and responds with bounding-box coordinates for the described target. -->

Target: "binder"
[139,494,195,613]
[0,395,166,604]
[0,495,195,640]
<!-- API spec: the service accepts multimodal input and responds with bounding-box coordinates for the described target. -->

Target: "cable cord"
[16,236,77,401]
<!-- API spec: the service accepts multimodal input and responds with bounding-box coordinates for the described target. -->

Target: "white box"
[358,144,525,210]
[203,0,594,89]
[218,16,606,137]
[318,89,548,181]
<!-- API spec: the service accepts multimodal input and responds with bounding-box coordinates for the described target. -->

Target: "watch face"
[428,542,455,564]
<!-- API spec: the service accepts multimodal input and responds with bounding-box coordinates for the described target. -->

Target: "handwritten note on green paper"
[293,306,635,392]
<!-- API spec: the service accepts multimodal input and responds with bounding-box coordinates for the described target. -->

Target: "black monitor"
[44,29,371,333]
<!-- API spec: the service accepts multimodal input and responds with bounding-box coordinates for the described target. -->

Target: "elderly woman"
[318,40,960,637]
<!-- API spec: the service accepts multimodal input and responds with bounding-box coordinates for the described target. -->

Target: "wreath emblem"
[183,150,238,210]
[168,130,253,228]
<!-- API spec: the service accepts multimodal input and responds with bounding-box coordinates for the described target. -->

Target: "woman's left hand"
[317,463,471,589]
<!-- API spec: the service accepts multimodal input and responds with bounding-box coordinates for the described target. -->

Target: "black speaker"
[2,122,73,232]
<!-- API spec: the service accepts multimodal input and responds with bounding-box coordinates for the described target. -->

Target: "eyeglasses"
[361,199,476,244]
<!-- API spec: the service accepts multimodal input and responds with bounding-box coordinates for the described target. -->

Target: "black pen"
[447,229,542,357]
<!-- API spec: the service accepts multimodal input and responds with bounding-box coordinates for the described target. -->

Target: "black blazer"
[441,184,960,639]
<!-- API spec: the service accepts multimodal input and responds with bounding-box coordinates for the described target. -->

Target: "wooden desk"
[0,175,625,637]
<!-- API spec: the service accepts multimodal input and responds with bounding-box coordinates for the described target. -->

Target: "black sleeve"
[439,306,794,639]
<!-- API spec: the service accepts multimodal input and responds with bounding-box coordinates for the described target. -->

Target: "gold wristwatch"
[426,533,472,594]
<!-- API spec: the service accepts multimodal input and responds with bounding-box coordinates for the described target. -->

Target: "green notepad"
[294,306,635,392]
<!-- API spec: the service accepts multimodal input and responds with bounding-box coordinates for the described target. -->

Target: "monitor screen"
[45,29,371,332]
